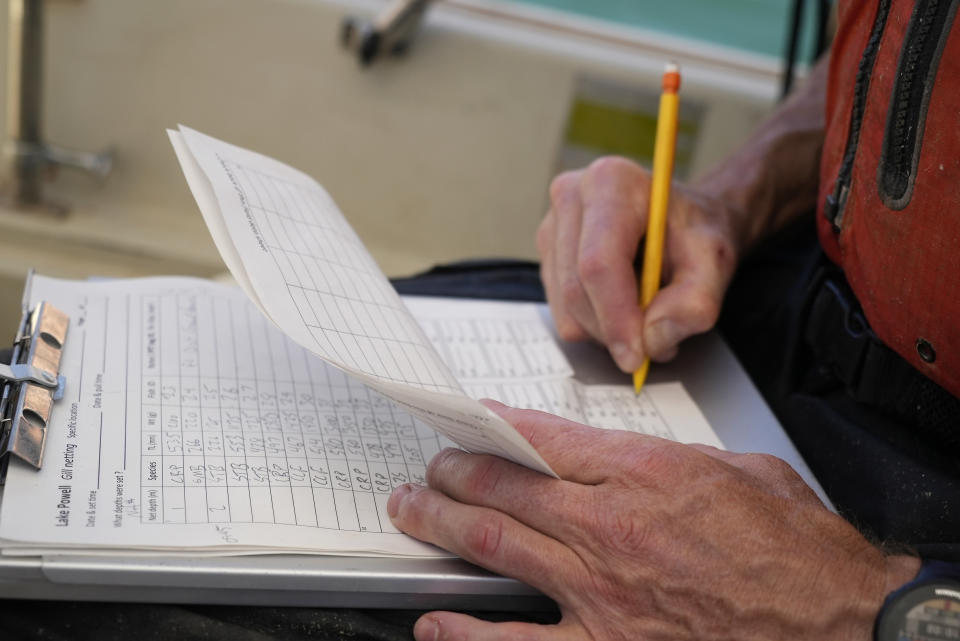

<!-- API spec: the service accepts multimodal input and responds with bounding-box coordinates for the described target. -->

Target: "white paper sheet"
[402,297,574,383]
[464,380,722,447]
[0,276,724,557]
[169,126,555,476]
[0,277,448,556]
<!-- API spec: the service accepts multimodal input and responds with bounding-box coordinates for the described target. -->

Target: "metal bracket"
[0,301,69,470]
[341,0,433,66]
[0,363,63,396]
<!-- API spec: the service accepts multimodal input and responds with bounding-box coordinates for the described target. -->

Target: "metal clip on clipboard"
[0,301,69,475]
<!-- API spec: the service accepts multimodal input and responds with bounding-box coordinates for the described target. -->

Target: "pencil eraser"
[662,62,681,93]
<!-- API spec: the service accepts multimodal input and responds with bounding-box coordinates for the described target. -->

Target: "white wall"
[0,0,776,332]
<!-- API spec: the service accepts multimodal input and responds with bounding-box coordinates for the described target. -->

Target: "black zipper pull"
[824,0,892,234]
[825,182,850,233]
[824,193,839,229]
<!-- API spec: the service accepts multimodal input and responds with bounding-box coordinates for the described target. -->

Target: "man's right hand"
[537,156,741,372]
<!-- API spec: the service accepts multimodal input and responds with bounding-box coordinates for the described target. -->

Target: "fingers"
[424,448,589,540]
[539,156,743,368]
[541,169,594,342]
[539,160,648,372]
[641,279,719,361]
[413,612,580,641]
[641,227,736,361]
[577,160,648,371]
[387,483,582,599]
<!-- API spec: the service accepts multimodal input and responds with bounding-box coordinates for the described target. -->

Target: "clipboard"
[0,276,553,610]
[0,287,826,609]
[0,300,69,478]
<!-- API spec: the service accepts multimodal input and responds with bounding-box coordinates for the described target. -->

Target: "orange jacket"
[818,0,960,398]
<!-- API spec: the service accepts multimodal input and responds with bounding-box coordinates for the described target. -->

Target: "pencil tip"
[633,359,650,395]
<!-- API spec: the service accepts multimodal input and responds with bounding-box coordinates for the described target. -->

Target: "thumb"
[641,219,736,361]
[642,272,726,361]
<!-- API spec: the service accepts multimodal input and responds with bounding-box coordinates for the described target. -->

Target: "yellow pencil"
[634,62,681,394]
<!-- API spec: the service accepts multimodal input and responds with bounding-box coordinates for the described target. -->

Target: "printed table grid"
[463,380,677,441]
[581,387,677,440]
[139,291,444,533]
[221,159,462,395]
[418,315,570,381]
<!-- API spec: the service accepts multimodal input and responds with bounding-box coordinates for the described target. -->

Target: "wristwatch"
[875,559,960,641]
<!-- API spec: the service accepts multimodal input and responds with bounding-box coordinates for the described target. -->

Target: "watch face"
[877,584,960,641]
[901,596,960,640]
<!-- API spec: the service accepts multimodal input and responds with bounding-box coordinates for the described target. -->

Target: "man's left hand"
[387,400,919,641]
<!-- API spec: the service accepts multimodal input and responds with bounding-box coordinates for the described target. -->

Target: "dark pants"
[2,227,956,639]
[718,218,959,561]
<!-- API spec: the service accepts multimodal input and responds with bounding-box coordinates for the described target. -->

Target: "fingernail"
[387,484,412,518]
[645,320,684,360]
[414,616,441,641]
[610,341,642,372]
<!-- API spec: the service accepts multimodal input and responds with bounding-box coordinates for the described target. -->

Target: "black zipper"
[878,0,959,210]
[823,0,892,231]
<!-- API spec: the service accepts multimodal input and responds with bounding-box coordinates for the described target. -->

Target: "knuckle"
[464,517,505,562]
[586,155,635,178]
[554,315,588,342]
[548,170,580,204]
[754,452,786,470]
[577,249,609,286]
[425,448,460,485]
[712,234,737,273]
[683,289,722,332]
[464,456,506,498]
[560,274,586,310]
[628,439,689,483]
[394,486,433,528]
[744,453,792,481]
[734,453,818,500]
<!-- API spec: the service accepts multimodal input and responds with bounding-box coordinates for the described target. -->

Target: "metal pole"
[781,0,805,99]
[5,0,45,205]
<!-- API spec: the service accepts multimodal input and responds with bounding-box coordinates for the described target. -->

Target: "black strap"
[802,264,960,449]
[391,259,545,302]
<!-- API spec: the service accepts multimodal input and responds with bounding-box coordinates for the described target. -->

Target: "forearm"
[694,56,829,251]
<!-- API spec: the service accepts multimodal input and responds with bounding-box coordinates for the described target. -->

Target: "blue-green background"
[513,0,823,60]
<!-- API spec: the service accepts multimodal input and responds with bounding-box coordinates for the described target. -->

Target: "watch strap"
[874,559,960,641]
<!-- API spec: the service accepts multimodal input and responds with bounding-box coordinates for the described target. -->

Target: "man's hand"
[536,60,829,373]
[388,401,920,641]
[537,157,740,372]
